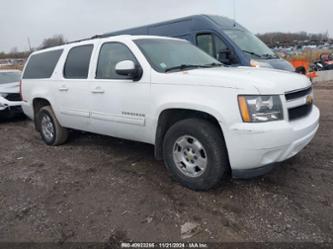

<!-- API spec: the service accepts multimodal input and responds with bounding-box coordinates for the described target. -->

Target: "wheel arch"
[32,97,52,131]
[154,106,227,161]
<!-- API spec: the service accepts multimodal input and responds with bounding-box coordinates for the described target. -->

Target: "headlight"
[238,95,283,122]
[250,59,273,69]
[0,93,8,98]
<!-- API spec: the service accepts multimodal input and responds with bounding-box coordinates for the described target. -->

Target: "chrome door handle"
[59,86,69,92]
[91,87,105,94]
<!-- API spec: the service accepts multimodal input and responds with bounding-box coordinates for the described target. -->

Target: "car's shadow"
[0,114,27,124]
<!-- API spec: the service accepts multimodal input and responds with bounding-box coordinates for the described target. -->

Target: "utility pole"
[27,37,32,52]
[233,0,237,26]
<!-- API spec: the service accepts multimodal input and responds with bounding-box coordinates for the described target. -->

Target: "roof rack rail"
[66,34,104,45]
[66,33,129,45]
[99,33,115,39]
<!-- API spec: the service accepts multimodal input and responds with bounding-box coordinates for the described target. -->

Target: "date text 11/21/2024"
[121,242,208,248]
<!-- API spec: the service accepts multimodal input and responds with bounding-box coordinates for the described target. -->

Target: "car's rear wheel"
[163,118,229,191]
[38,106,68,146]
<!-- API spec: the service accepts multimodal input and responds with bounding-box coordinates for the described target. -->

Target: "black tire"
[38,106,68,146]
[163,118,229,191]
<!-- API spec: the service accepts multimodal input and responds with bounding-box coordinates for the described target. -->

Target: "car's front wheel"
[38,106,68,146]
[163,119,229,191]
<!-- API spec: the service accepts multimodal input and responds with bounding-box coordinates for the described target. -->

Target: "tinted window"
[23,50,63,79]
[96,43,137,79]
[197,34,214,57]
[0,71,21,84]
[197,34,228,59]
[215,36,228,54]
[64,45,93,79]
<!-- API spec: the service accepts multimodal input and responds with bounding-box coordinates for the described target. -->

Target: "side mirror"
[218,48,235,65]
[115,60,142,81]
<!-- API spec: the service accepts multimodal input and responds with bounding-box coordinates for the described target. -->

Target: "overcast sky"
[1,0,332,52]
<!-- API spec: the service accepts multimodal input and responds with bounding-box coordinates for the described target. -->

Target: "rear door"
[90,41,151,143]
[55,44,94,131]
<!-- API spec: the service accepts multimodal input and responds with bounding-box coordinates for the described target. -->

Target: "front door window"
[197,33,237,65]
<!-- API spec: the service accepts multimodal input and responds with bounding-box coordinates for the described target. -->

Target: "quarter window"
[64,45,93,79]
[96,43,138,80]
[23,50,63,79]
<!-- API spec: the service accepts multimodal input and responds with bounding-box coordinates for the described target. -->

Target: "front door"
[90,42,151,143]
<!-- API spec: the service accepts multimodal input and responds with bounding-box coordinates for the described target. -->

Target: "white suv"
[12,35,320,190]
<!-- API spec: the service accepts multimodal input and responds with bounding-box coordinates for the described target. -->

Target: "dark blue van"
[101,15,295,72]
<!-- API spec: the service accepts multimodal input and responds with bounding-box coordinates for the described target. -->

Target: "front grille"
[5,93,21,101]
[288,103,313,121]
[285,87,312,101]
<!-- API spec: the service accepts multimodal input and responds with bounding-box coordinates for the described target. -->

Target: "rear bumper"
[222,105,320,174]
[0,106,23,117]
[0,96,23,111]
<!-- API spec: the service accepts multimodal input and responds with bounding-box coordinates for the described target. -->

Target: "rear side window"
[23,50,63,79]
[64,45,93,79]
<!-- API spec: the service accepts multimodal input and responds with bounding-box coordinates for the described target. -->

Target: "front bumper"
[232,163,277,179]
[0,96,23,111]
[222,105,320,177]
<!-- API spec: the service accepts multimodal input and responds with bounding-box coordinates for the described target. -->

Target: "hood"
[157,67,311,95]
[0,81,20,94]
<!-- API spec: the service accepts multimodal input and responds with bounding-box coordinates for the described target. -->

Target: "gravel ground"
[0,82,332,244]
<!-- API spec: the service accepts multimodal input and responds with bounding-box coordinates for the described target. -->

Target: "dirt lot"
[0,82,332,244]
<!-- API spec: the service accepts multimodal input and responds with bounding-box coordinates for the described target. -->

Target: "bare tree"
[257,32,331,48]
[40,34,66,49]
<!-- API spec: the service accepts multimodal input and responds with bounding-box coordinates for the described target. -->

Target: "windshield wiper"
[242,50,263,58]
[243,50,278,60]
[204,62,223,68]
[165,64,205,73]
[261,53,279,59]
[165,63,223,73]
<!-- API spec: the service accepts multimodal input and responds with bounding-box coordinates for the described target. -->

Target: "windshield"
[0,71,21,84]
[134,39,221,73]
[224,29,277,59]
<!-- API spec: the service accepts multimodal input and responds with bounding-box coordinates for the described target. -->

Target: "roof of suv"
[31,35,185,55]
